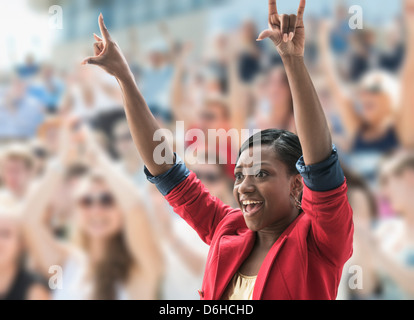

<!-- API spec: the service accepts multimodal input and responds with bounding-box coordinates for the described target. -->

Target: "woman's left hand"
[257,0,306,58]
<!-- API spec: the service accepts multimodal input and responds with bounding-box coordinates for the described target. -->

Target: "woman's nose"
[238,176,256,194]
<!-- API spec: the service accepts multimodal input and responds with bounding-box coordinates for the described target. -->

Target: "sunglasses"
[195,171,222,184]
[79,193,115,209]
[33,148,49,159]
[362,84,383,95]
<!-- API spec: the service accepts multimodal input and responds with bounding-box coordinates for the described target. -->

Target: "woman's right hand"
[82,14,131,81]
[257,0,306,58]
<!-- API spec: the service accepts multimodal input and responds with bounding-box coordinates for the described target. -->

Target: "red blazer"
[165,172,354,300]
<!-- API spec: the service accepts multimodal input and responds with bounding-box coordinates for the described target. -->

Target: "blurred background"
[0,0,413,300]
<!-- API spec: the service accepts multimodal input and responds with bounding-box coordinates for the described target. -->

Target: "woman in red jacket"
[82,0,354,300]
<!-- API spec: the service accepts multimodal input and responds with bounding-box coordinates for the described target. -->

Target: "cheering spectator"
[0,78,45,140]
[0,144,34,199]
[0,194,50,300]
[22,121,163,300]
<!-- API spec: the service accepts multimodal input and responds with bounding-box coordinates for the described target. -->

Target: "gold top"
[222,272,257,300]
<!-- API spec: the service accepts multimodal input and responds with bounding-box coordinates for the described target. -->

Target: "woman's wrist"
[116,68,135,84]
[281,55,305,66]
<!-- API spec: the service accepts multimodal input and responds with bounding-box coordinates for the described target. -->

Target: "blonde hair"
[359,70,400,110]
[0,144,34,170]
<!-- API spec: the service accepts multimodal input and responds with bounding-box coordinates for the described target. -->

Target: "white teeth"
[242,201,263,206]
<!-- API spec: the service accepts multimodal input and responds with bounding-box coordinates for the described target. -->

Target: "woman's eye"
[256,171,268,178]
[235,173,243,181]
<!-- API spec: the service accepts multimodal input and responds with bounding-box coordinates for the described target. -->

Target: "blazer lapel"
[213,229,255,300]
[253,235,288,300]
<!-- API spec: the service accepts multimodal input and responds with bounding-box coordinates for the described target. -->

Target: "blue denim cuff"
[144,153,191,196]
[296,146,345,192]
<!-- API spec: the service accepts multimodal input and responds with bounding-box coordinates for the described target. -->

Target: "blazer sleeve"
[144,154,236,246]
[297,147,354,267]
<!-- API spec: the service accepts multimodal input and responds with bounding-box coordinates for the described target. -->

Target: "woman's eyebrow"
[235,162,273,170]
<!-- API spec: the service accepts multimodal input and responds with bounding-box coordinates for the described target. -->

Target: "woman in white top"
[22,119,163,300]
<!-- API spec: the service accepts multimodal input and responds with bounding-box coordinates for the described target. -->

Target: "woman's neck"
[362,117,393,140]
[256,211,299,250]
[88,238,108,264]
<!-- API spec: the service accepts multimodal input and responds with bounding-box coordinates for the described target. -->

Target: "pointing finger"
[98,13,111,42]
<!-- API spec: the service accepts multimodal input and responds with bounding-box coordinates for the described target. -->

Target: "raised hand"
[82,14,131,80]
[257,0,306,57]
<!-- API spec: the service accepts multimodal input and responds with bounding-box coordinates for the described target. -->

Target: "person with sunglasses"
[21,120,163,300]
[82,0,353,300]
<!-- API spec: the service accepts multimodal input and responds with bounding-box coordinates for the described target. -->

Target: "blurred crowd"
[0,1,414,300]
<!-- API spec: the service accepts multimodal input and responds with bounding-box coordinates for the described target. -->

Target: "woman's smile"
[241,200,265,217]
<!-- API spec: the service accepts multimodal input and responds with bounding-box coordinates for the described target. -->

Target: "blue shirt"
[28,78,65,112]
[0,97,45,139]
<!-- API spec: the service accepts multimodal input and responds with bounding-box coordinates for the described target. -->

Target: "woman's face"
[76,181,123,240]
[233,145,301,232]
[0,217,21,268]
[381,168,414,214]
[359,90,391,125]
[0,158,32,195]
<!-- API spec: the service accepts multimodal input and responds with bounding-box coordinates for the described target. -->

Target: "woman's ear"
[290,174,304,198]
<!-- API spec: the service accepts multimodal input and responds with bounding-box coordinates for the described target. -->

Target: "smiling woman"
[82,0,353,300]
[234,130,303,232]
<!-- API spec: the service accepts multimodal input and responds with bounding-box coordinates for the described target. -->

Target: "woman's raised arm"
[82,14,174,177]
[258,0,332,165]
